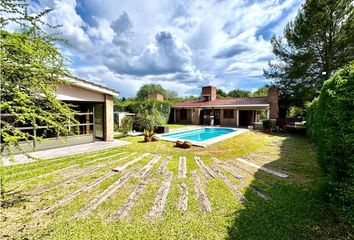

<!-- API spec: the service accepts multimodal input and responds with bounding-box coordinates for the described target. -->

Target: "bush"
[306,62,354,226]
[136,108,164,142]
[119,116,133,136]
[262,119,272,131]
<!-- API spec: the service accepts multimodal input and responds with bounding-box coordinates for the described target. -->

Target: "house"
[56,76,119,142]
[171,86,278,127]
[4,76,119,153]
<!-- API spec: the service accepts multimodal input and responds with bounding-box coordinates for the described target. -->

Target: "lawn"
[1,131,352,239]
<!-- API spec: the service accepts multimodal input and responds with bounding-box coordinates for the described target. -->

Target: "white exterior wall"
[56,84,105,102]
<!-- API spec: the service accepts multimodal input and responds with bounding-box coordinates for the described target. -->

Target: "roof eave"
[173,104,270,108]
[64,76,119,96]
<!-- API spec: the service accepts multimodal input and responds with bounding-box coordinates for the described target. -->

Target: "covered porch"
[171,107,270,127]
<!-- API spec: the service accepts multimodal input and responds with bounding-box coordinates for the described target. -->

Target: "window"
[180,109,187,120]
[223,109,234,119]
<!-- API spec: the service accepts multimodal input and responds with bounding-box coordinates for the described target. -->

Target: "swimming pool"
[159,127,248,147]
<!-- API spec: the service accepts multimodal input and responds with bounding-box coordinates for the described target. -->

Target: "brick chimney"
[267,86,279,119]
[147,93,164,101]
[201,86,217,101]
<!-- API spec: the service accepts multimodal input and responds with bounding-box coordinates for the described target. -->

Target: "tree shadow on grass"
[226,134,352,240]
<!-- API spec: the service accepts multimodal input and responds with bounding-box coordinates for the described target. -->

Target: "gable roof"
[173,97,269,107]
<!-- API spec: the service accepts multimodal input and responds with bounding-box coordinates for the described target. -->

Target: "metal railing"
[0,112,95,148]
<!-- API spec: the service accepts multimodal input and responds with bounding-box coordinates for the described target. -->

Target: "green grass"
[1,131,352,239]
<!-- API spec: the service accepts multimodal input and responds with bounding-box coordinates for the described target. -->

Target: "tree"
[136,84,167,100]
[216,89,227,98]
[165,90,178,100]
[136,108,164,142]
[264,0,354,115]
[0,0,78,156]
[252,86,269,97]
[227,89,251,98]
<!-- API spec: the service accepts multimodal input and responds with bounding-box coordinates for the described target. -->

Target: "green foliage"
[136,108,164,141]
[262,119,272,130]
[265,0,354,114]
[306,62,354,226]
[288,105,309,118]
[227,89,251,98]
[135,83,178,101]
[217,89,227,98]
[119,117,133,136]
[0,1,77,156]
[114,98,172,123]
[136,83,166,100]
[252,86,269,97]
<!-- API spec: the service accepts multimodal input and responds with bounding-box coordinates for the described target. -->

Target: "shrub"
[262,119,272,131]
[136,108,164,142]
[306,62,354,226]
[119,116,133,136]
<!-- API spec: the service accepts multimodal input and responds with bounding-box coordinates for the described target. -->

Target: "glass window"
[223,109,234,119]
[180,109,187,120]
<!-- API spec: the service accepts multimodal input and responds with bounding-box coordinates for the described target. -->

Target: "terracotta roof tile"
[173,97,268,107]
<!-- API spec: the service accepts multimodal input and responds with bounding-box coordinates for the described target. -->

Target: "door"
[94,104,104,139]
[213,109,221,125]
[199,109,205,125]
[239,110,249,126]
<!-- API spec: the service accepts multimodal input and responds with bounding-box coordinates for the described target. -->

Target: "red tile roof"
[173,97,269,107]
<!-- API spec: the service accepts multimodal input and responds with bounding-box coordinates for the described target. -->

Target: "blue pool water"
[161,128,236,142]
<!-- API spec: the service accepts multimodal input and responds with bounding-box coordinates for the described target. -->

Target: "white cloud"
[30,0,303,97]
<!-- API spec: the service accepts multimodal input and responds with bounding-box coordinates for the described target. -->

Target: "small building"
[171,86,278,127]
[3,76,119,153]
[57,76,119,142]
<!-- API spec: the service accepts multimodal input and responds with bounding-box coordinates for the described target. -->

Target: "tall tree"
[227,89,252,98]
[136,83,167,100]
[252,86,269,97]
[216,89,227,98]
[0,0,77,156]
[264,0,354,116]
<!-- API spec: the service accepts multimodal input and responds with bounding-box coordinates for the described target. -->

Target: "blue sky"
[31,0,303,98]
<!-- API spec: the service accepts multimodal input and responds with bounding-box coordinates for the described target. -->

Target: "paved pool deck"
[2,139,131,166]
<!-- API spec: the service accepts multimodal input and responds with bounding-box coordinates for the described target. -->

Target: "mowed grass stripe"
[194,156,215,179]
[191,170,211,212]
[71,153,156,219]
[71,171,133,220]
[235,158,289,178]
[4,147,124,175]
[30,153,137,196]
[12,151,128,185]
[212,157,269,200]
[210,166,247,204]
[6,148,124,178]
[157,156,172,175]
[148,171,173,217]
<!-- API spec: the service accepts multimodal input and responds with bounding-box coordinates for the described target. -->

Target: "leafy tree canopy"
[216,89,227,98]
[252,86,269,97]
[227,89,252,98]
[264,0,354,115]
[136,83,178,101]
[0,0,77,156]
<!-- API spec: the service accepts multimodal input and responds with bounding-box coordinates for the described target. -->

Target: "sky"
[30,0,303,98]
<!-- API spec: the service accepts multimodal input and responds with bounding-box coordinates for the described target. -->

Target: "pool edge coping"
[157,127,249,147]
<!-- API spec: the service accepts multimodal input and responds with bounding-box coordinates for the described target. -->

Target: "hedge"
[306,62,354,227]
